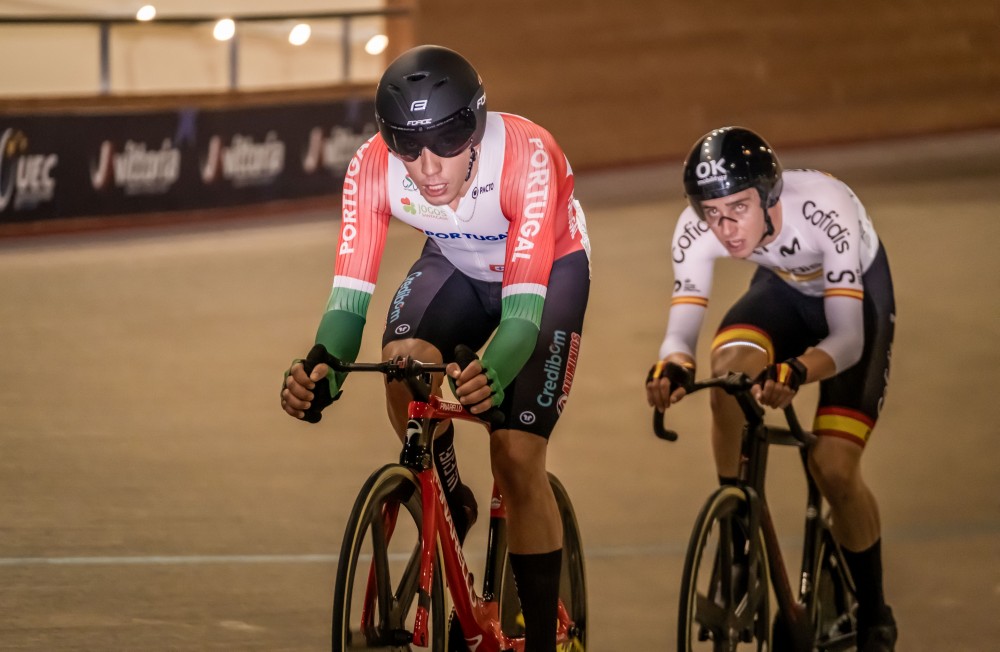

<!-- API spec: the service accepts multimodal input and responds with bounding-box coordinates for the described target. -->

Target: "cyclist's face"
[398,145,476,208]
[700,189,767,258]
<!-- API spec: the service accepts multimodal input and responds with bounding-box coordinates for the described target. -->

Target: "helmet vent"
[404,72,428,82]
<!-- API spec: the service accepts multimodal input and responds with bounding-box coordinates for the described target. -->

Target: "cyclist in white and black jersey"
[646,127,898,651]
[281,45,591,652]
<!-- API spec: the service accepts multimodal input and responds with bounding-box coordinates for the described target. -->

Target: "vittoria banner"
[0,97,375,225]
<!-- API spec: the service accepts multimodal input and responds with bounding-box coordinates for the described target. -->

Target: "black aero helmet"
[682,127,783,233]
[375,45,487,162]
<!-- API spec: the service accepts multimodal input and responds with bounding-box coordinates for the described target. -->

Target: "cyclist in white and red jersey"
[281,45,591,652]
[646,127,897,651]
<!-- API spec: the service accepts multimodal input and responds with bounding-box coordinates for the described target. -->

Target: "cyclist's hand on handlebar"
[446,357,495,415]
[752,357,807,409]
[281,352,339,421]
[646,358,694,412]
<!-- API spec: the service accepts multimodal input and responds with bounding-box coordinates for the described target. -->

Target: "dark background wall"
[416,0,1000,168]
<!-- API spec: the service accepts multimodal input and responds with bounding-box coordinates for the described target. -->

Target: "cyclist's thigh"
[500,250,590,439]
[381,240,498,361]
[713,267,826,365]
[816,245,896,448]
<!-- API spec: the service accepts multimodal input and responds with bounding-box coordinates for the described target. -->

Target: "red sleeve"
[334,136,392,287]
[498,115,572,292]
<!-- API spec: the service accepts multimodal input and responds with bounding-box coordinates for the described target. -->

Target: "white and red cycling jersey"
[318,112,591,377]
[661,169,881,372]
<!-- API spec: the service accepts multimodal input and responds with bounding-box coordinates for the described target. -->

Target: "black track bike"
[655,364,858,651]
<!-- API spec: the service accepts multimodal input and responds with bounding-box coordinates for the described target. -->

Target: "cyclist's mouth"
[724,238,747,253]
[422,182,449,198]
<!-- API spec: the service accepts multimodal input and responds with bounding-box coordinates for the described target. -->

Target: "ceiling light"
[135,5,156,21]
[213,18,236,41]
[289,23,311,46]
[365,34,388,55]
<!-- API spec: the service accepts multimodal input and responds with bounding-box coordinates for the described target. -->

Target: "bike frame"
[658,366,856,650]
[362,392,576,651]
[732,388,854,649]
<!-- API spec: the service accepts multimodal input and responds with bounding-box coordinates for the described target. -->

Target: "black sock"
[508,549,561,652]
[433,423,469,539]
[842,538,887,624]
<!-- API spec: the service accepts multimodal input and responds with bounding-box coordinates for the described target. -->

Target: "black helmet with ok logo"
[682,127,783,234]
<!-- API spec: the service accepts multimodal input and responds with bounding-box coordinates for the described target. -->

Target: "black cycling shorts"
[714,244,895,447]
[382,239,590,439]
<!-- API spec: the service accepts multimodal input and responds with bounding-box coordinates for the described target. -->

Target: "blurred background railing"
[0,2,417,236]
[2,0,998,237]
[0,2,412,97]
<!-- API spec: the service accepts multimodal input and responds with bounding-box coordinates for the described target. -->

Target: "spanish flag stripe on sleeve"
[672,296,709,308]
[824,288,864,300]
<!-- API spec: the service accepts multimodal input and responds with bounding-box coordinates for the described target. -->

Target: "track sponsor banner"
[0,98,375,225]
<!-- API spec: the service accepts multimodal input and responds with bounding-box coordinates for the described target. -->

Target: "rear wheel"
[331,464,445,651]
[496,473,588,650]
[678,486,771,651]
[811,529,858,651]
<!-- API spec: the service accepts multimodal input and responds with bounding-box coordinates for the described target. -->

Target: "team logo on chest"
[400,197,448,220]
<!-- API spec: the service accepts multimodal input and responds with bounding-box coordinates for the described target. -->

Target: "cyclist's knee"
[381,339,444,436]
[382,338,442,362]
[808,439,864,503]
[490,430,548,498]
[710,343,768,377]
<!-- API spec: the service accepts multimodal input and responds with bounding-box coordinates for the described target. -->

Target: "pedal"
[387,629,414,646]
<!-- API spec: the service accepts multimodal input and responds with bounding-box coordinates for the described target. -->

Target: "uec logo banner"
[0,97,375,231]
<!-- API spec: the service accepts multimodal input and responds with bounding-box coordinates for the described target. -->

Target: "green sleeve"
[479,292,544,405]
[313,286,371,390]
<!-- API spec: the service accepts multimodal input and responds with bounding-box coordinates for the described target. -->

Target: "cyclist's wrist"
[784,357,808,387]
[761,357,807,391]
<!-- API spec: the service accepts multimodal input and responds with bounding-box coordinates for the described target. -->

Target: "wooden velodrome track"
[2,130,998,651]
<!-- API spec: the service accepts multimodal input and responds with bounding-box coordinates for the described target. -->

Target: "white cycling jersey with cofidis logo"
[661,169,881,371]
[333,111,591,316]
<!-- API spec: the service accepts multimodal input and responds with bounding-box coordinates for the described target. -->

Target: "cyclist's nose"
[718,214,739,234]
[419,148,444,174]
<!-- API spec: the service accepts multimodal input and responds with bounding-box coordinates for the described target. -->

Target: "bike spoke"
[390,539,425,624]
[368,510,395,631]
[334,467,445,650]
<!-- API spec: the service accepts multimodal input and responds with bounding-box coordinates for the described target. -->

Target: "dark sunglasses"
[385,108,478,162]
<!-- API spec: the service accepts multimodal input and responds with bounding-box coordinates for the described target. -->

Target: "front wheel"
[497,473,588,651]
[678,486,771,651]
[331,464,445,651]
[811,529,858,651]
